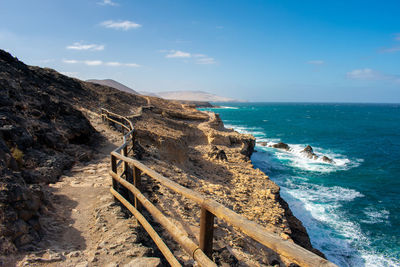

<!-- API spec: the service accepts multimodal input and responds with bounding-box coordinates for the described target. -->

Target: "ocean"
[201,103,400,267]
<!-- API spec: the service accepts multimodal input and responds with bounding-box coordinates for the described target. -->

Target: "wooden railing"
[101,108,338,267]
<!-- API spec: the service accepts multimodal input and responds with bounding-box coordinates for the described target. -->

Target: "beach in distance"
[202,102,400,267]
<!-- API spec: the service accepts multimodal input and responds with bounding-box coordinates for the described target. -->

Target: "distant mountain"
[156,90,243,102]
[139,91,159,97]
[86,79,138,94]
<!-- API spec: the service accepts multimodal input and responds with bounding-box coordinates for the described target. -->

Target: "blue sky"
[1,0,399,102]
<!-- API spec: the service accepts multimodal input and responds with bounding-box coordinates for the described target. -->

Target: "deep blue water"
[201,103,400,267]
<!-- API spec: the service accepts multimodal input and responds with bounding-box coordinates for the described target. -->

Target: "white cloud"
[105,62,121,66]
[63,59,79,64]
[105,62,140,67]
[97,0,118,6]
[163,50,216,64]
[66,42,104,51]
[196,57,216,65]
[60,71,78,77]
[166,50,191,58]
[84,60,103,66]
[347,68,380,80]
[125,63,140,67]
[307,60,324,65]
[101,20,141,30]
[347,68,400,83]
[62,59,140,67]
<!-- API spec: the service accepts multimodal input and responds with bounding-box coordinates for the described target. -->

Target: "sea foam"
[228,123,399,266]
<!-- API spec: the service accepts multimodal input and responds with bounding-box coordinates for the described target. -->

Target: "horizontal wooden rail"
[111,172,216,267]
[101,108,338,267]
[110,188,181,267]
[110,152,337,267]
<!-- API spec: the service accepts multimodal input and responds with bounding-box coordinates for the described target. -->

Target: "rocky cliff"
[0,49,322,265]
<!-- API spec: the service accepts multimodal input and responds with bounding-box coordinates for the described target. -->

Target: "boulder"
[300,145,318,160]
[321,156,334,164]
[208,146,228,161]
[258,142,268,146]
[271,142,290,151]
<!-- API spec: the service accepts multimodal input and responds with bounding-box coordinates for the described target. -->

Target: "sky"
[0,0,400,102]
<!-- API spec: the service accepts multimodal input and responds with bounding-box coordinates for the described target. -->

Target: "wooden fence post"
[199,206,215,258]
[123,145,133,202]
[133,166,142,211]
[111,154,118,195]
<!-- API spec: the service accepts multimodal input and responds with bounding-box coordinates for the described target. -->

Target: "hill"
[156,90,242,102]
[86,79,138,94]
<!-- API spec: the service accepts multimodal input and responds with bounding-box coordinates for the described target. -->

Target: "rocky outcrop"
[0,50,98,253]
[270,142,290,151]
[301,145,334,163]
[301,145,318,160]
[208,146,228,161]
[321,155,334,163]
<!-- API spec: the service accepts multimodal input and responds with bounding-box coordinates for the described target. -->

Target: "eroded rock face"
[0,50,96,253]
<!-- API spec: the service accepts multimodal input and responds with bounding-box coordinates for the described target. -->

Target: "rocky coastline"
[0,49,324,266]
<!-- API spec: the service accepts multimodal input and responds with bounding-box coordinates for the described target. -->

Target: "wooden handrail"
[111,188,182,267]
[101,108,338,267]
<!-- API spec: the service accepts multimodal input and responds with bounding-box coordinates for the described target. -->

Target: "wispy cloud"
[101,20,141,30]
[193,54,216,64]
[380,46,400,53]
[125,63,140,67]
[84,60,103,66]
[60,71,78,77]
[163,50,216,64]
[63,59,79,64]
[347,68,400,83]
[196,57,216,65]
[380,33,400,53]
[166,50,191,58]
[66,42,104,51]
[62,59,140,67]
[307,60,324,65]
[97,0,118,6]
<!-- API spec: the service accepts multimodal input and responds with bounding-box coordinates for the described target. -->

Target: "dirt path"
[12,110,162,267]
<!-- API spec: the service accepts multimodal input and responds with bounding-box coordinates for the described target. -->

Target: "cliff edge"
[0,50,322,266]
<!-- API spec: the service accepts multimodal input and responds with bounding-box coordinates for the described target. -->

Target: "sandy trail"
[12,111,162,267]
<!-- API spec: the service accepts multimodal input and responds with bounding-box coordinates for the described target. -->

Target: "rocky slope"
[86,79,138,95]
[0,49,322,266]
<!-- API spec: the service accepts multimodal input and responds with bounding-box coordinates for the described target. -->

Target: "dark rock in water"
[304,145,313,153]
[301,145,318,160]
[321,156,334,164]
[208,146,228,161]
[258,142,268,146]
[271,142,290,151]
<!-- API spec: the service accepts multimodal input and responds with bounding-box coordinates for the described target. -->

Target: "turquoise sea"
[201,103,400,267]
